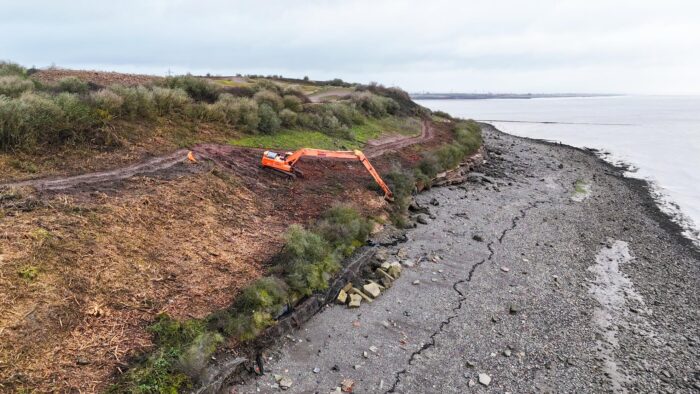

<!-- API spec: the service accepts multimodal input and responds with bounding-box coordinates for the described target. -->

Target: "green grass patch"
[230,129,361,150]
[17,265,39,281]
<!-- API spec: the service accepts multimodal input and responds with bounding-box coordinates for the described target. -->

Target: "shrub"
[53,92,101,137]
[314,204,371,256]
[351,92,397,117]
[326,102,363,126]
[0,93,64,150]
[282,95,303,112]
[176,332,223,378]
[282,86,309,102]
[0,75,34,98]
[0,61,26,77]
[384,168,416,226]
[281,225,339,296]
[163,75,220,102]
[257,103,281,134]
[185,102,224,123]
[433,110,452,120]
[211,94,260,130]
[109,85,156,119]
[57,76,89,94]
[251,79,282,94]
[152,87,190,115]
[90,89,124,114]
[279,108,297,127]
[253,89,283,111]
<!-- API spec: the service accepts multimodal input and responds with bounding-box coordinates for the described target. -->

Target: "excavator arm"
[261,148,393,200]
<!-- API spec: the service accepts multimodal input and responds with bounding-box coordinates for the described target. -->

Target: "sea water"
[416,96,700,244]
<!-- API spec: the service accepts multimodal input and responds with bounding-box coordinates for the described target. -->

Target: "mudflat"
[234,124,699,393]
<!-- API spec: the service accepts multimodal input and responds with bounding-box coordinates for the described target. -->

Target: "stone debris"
[348,294,362,308]
[363,351,369,358]
[478,373,491,386]
[278,376,293,390]
[313,367,321,374]
[363,282,381,298]
[388,262,402,278]
[369,345,378,353]
[501,266,511,272]
[417,215,428,224]
[337,289,348,304]
[468,379,476,387]
[349,287,373,303]
[412,280,421,285]
[341,378,355,392]
[509,304,520,314]
[430,197,440,206]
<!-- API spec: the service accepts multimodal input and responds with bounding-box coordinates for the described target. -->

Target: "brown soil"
[0,119,455,392]
[30,69,162,87]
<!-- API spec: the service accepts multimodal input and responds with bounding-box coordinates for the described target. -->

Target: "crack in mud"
[387,199,548,393]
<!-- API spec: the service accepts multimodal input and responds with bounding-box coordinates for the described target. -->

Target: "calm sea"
[416,96,700,244]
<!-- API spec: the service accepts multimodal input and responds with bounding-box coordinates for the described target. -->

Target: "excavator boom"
[261,148,393,200]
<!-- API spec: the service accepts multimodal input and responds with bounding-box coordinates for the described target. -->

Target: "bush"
[279,108,297,127]
[351,92,398,118]
[0,61,26,77]
[281,225,339,296]
[253,89,283,111]
[211,95,260,130]
[163,75,220,102]
[433,110,452,120]
[0,93,64,150]
[57,76,89,94]
[53,92,101,137]
[152,87,190,115]
[90,89,124,114]
[251,79,282,94]
[282,95,303,112]
[314,204,371,256]
[0,75,34,97]
[109,85,156,120]
[257,103,281,134]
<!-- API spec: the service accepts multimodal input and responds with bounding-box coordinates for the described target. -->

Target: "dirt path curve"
[0,121,434,192]
[307,88,353,103]
[0,149,189,192]
[365,120,433,158]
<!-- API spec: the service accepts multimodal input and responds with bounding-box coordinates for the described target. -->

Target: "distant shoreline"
[410,93,619,100]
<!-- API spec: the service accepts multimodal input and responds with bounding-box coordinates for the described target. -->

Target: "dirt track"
[0,121,436,192]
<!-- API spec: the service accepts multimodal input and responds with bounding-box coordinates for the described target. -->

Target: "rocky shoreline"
[230,123,699,393]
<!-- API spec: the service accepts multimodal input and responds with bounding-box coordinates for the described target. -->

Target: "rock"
[500,266,510,272]
[363,351,369,358]
[348,294,362,308]
[478,373,491,386]
[430,198,440,206]
[375,250,387,262]
[376,268,395,283]
[337,289,348,304]
[369,345,378,353]
[381,320,390,329]
[465,360,475,368]
[417,215,429,224]
[388,262,402,278]
[468,379,476,387]
[401,259,415,268]
[509,304,519,314]
[380,262,391,270]
[330,388,342,394]
[431,278,438,282]
[341,378,355,392]
[472,234,483,242]
[412,280,421,285]
[363,283,381,298]
[75,357,89,365]
[503,349,512,357]
[279,376,293,390]
[349,287,373,303]
[408,201,430,214]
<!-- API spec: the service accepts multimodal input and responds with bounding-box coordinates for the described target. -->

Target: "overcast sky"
[2,0,699,94]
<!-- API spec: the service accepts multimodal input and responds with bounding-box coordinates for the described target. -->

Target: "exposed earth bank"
[234,124,700,393]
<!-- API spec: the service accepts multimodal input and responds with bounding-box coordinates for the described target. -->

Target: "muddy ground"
[234,124,700,393]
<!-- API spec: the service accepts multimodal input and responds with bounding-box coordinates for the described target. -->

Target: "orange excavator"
[261,148,393,200]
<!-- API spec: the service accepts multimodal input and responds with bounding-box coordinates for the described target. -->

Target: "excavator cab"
[260,148,393,200]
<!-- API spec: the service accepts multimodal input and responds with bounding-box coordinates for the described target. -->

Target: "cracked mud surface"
[233,125,699,393]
